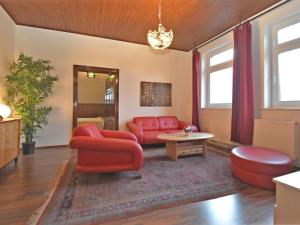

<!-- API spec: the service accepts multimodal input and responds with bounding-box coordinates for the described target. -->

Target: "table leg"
[166,141,178,161]
[203,139,207,157]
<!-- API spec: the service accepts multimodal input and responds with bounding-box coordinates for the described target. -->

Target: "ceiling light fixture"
[87,72,96,78]
[147,0,173,50]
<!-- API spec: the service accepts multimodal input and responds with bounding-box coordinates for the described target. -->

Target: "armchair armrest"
[127,122,143,144]
[178,120,199,132]
[69,136,141,153]
[99,129,137,141]
[69,136,143,170]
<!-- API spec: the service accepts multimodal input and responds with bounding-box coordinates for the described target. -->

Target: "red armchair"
[127,116,198,144]
[69,124,144,177]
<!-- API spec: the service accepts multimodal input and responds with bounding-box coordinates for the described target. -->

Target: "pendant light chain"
[158,0,162,24]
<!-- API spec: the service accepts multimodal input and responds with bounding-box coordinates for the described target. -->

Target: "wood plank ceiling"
[0,0,281,51]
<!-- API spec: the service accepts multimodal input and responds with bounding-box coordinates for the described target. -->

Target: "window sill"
[262,107,300,111]
[201,108,232,110]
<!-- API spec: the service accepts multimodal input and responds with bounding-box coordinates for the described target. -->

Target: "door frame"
[73,64,119,130]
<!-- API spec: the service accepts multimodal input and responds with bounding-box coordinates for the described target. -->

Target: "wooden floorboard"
[0,147,71,225]
[0,147,275,225]
[110,187,275,225]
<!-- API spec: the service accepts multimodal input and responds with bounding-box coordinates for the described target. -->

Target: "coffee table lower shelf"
[166,140,207,161]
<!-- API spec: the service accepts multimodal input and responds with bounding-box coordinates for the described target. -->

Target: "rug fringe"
[27,159,70,225]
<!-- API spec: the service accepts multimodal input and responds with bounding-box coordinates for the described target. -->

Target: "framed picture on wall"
[140,81,172,106]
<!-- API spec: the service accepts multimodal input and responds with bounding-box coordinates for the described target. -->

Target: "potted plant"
[5,52,58,154]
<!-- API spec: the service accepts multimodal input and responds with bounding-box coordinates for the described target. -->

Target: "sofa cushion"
[73,124,103,138]
[133,117,159,131]
[143,131,165,144]
[158,116,179,130]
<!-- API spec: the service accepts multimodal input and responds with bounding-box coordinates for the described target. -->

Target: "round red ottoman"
[231,146,294,189]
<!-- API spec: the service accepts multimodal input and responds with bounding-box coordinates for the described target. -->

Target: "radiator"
[207,117,300,165]
[253,119,298,161]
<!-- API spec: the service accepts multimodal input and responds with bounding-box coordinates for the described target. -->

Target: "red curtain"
[192,49,201,130]
[231,22,254,145]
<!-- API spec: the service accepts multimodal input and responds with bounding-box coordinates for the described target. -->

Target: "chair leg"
[136,170,142,179]
[73,173,80,184]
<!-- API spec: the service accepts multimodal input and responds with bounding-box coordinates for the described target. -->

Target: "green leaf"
[5,52,59,144]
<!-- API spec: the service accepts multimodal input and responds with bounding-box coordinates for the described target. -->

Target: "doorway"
[73,65,119,130]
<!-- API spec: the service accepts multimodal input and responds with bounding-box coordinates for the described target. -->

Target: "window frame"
[271,14,300,108]
[205,42,234,108]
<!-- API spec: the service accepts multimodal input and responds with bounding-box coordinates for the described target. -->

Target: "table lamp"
[0,104,11,121]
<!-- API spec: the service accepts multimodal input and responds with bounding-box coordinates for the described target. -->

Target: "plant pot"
[22,142,36,155]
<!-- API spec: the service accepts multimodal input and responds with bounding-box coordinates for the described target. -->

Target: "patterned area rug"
[34,148,246,225]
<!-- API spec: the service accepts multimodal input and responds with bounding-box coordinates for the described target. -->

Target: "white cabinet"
[273,171,300,225]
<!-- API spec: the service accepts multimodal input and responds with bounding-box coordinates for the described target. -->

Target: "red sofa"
[69,124,144,176]
[127,116,198,144]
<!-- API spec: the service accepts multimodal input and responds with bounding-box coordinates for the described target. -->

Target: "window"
[271,16,300,107]
[277,22,300,44]
[205,44,233,108]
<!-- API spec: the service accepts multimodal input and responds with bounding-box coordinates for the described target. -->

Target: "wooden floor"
[0,147,275,225]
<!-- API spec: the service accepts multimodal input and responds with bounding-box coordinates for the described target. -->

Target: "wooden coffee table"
[157,132,214,161]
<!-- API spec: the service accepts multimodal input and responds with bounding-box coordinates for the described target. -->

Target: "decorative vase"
[184,126,193,136]
[22,142,36,155]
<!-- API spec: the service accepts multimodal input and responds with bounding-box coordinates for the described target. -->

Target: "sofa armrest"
[178,120,199,132]
[69,136,143,170]
[127,122,143,144]
[99,129,137,141]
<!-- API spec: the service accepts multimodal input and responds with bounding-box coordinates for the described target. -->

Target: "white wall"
[173,51,193,122]
[15,26,191,146]
[0,6,15,103]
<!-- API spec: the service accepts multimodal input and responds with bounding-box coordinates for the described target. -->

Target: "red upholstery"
[69,124,143,174]
[231,162,276,189]
[231,146,294,189]
[133,117,159,131]
[127,122,143,144]
[143,131,165,144]
[73,124,103,138]
[127,116,199,144]
[158,116,179,130]
[99,129,137,141]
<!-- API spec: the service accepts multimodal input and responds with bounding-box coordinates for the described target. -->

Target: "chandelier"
[147,0,173,50]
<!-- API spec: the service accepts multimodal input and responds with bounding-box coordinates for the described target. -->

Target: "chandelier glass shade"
[147,0,173,50]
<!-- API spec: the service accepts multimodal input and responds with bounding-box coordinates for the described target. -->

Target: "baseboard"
[35,145,69,149]
[294,159,300,168]
[208,139,237,154]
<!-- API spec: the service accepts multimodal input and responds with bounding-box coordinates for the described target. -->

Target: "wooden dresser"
[0,118,21,169]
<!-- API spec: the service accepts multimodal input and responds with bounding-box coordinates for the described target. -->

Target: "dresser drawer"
[0,118,21,169]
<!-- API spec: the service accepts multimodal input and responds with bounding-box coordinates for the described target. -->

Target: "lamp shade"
[0,104,11,119]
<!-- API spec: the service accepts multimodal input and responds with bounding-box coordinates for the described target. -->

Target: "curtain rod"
[193,0,291,51]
